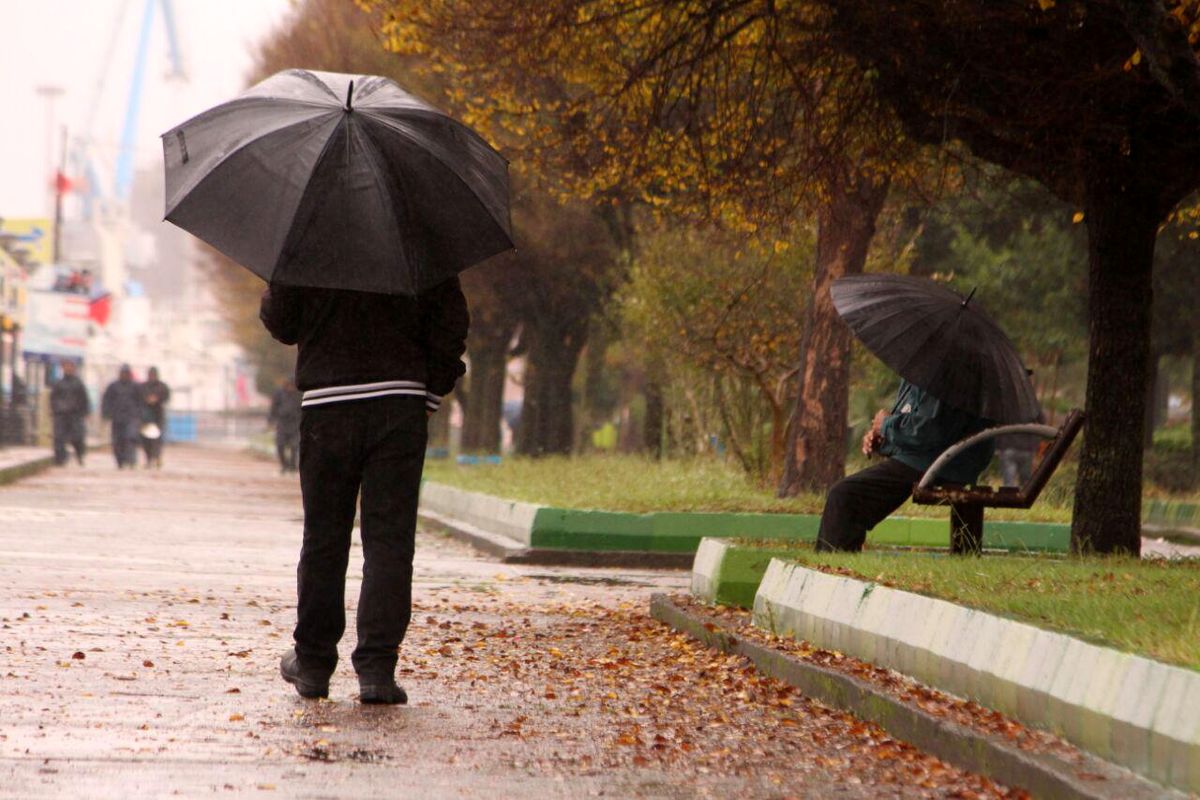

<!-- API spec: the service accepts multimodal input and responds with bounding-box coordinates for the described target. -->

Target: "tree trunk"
[577,321,614,450]
[1143,354,1159,450]
[460,327,512,454]
[427,398,451,451]
[516,321,587,456]
[777,172,889,497]
[1193,319,1200,484]
[643,367,665,460]
[1071,173,1158,555]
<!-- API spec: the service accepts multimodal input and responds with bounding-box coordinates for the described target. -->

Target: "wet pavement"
[0,446,1021,798]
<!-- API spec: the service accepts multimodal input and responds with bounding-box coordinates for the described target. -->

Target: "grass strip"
[423,455,1091,521]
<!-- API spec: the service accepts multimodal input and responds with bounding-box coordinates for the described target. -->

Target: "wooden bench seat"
[911,409,1085,554]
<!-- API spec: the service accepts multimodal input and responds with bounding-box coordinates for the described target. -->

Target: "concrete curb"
[651,594,1184,800]
[0,451,55,486]
[752,560,1200,795]
[691,539,801,608]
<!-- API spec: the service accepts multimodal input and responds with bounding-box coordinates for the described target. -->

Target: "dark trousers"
[275,428,299,472]
[111,419,139,467]
[294,396,427,679]
[817,458,922,552]
[142,436,164,466]
[52,414,86,465]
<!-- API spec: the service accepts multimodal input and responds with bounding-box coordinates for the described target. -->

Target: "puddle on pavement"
[524,573,651,587]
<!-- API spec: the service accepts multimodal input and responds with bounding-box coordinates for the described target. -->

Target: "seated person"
[817,379,995,552]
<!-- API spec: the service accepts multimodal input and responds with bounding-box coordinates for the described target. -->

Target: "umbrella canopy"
[162,69,513,295]
[830,274,1040,423]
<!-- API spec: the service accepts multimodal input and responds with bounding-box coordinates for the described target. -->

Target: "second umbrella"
[831,274,1040,424]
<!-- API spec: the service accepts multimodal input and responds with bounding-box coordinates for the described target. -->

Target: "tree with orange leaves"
[367,0,915,491]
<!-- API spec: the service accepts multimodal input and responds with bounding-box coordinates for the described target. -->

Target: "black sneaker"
[358,677,407,705]
[280,649,329,699]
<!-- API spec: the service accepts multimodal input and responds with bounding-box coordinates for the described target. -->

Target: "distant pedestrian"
[139,367,171,468]
[261,280,468,704]
[268,377,301,473]
[49,360,90,466]
[101,365,141,469]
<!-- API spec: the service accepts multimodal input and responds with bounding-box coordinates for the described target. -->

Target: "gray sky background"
[0,0,293,219]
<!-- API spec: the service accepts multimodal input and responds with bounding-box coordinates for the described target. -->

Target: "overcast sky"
[0,0,293,219]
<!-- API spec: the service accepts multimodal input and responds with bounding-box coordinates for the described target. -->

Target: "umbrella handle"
[345,80,354,112]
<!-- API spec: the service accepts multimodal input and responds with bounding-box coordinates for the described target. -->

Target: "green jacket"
[878,380,994,484]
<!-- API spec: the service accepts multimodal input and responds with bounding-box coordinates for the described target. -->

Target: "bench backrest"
[1019,408,1085,505]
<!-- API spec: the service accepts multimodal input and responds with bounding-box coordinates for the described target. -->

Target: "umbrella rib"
[358,113,511,238]
[164,112,341,215]
[268,116,358,277]
[353,120,414,290]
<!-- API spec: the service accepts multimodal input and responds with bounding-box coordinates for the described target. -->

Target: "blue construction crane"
[114,0,186,202]
[72,0,186,218]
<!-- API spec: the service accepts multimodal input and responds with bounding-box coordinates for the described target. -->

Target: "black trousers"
[141,435,163,465]
[52,414,86,465]
[111,419,139,467]
[816,458,922,552]
[275,428,299,471]
[294,395,427,679]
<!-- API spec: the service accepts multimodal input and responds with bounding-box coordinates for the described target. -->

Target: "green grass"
[425,451,1200,522]
[775,548,1200,671]
[424,455,829,514]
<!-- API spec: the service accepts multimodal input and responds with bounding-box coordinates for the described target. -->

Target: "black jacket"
[50,375,90,417]
[259,280,469,410]
[101,379,141,422]
[140,379,171,426]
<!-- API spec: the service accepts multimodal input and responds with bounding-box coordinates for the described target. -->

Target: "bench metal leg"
[949,502,984,555]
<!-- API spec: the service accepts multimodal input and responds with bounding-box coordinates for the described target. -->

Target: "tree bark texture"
[515,320,588,456]
[427,397,451,450]
[777,173,889,497]
[1070,172,1158,555]
[1193,315,1200,482]
[643,376,665,459]
[460,326,513,454]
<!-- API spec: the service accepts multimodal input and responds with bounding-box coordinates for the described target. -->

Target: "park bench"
[910,408,1085,554]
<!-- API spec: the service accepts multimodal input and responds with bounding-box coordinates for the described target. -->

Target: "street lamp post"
[35,85,65,221]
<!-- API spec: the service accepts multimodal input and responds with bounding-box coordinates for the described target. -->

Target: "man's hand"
[861,409,887,456]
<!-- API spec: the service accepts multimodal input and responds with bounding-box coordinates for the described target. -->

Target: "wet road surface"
[0,446,1020,798]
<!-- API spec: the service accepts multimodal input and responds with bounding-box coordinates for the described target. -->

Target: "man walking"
[267,377,302,473]
[260,279,468,704]
[101,365,142,469]
[49,360,90,466]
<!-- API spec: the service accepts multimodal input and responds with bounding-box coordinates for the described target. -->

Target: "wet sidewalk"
[0,447,1019,798]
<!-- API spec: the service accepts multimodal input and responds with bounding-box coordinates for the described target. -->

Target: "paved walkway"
[0,446,1018,798]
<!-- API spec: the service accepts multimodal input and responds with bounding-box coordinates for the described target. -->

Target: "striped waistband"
[301,381,442,412]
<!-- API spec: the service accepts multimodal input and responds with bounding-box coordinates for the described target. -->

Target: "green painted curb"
[710,545,799,608]
[1144,499,1199,530]
[528,507,1069,554]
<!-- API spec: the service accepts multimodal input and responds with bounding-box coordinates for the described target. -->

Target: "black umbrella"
[162,69,513,295]
[830,274,1040,423]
